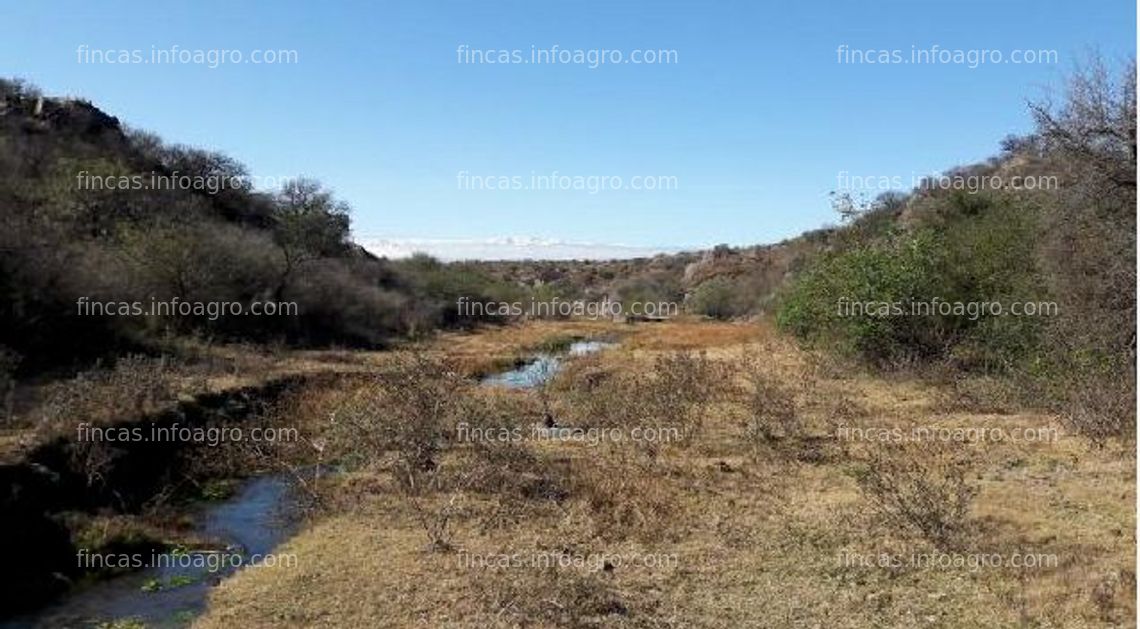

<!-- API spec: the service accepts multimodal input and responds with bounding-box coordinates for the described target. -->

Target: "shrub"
[391,254,527,331]
[852,441,978,548]
[0,80,535,374]
[327,352,467,491]
[322,353,486,550]
[744,369,800,444]
[568,454,682,542]
[288,260,406,346]
[556,350,720,453]
[1030,58,1136,443]
[688,276,747,320]
[1057,369,1136,447]
[37,354,183,435]
[460,390,560,500]
[777,230,946,366]
[778,197,1048,371]
[641,351,721,445]
[611,273,682,315]
[778,59,1136,445]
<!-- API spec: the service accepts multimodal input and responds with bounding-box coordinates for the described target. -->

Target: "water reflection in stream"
[480,340,614,389]
[10,474,300,628]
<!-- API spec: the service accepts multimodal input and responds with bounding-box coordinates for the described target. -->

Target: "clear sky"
[1,0,1135,257]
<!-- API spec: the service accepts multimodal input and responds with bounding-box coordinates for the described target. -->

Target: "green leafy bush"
[688,276,747,320]
[777,195,1048,370]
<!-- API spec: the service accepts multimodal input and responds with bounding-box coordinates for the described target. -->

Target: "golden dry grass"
[0,341,395,464]
[431,319,622,377]
[192,319,1135,629]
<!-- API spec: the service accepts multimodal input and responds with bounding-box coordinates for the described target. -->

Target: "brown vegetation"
[189,319,1133,628]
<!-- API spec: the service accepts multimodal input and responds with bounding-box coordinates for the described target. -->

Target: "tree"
[271,178,351,300]
[1029,55,1137,191]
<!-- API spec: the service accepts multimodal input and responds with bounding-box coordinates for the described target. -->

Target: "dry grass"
[192,319,1135,629]
[0,341,391,464]
[435,319,622,378]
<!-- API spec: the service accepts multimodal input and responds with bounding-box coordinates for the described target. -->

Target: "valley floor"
[192,319,1135,628]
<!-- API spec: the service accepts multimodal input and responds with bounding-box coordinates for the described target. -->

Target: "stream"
[480,340,613,389]
[9,474,301,628]
[9,339,612,627]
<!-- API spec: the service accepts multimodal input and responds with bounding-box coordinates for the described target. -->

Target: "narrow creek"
[9,473,303,628]
[9,339,613,628]
[480,340,614,389]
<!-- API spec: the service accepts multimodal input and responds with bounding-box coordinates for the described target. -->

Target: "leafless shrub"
[325,352,468,492]
[826,391,869,426]
[802,346,857,381]
[744,368,801,444]
[531,359,558,424]
[853,441,978,549]
[407,478,473,552]
[458,389,569,505]
[319,353,495,550]
[554,355,628,429]
[550,352,612,394]
[934,371,1026,415]
[1030,56,1137,445]
[635,351,722,446]
[1090,569,1137,624]
[567,453,682,542]
[737,354,844,463]
[377,354,466,491]
[1030,55,1136,193]
[71,438,117,489]
[36,354,184,436]
[1059,370,1136,448]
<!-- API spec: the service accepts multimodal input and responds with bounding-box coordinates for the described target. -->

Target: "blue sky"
[1,0,1134,258]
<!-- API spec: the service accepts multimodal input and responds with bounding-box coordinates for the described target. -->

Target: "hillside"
[0,79,526,376]
[470,229,836,317]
